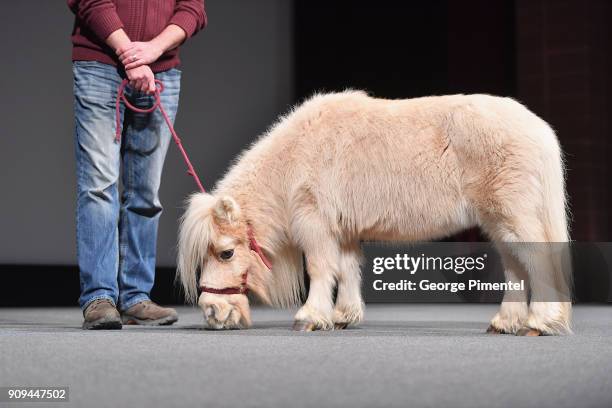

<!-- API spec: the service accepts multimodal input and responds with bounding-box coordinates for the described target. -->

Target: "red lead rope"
[115,79,272,295]
[115,79,204,191]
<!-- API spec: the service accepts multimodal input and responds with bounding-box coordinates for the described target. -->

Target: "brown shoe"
[121,301,178,326]
[82,299,122,330]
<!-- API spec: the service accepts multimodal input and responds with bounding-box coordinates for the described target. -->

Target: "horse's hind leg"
[487,243,529,334]
[516,241,572,335]
[332,242,365,329]
[481,213,571,336]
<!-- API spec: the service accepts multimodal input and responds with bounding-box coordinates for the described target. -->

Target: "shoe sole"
[82,316,122,330]
[121,314,178,326]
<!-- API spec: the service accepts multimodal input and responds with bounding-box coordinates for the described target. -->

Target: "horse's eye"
[219,249,234,260]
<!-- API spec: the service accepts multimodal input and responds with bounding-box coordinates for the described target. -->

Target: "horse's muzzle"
[199,295,245,330]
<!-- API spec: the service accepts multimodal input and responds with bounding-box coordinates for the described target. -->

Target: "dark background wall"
[293,0,611,302]
[1,0,610,305]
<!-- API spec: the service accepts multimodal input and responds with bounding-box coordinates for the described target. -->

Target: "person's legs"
[117,68,181,311]
[73,61,124,311]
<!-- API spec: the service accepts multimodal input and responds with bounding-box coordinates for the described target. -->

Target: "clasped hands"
[116,41,163,93]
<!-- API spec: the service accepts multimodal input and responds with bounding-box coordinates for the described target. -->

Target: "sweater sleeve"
[169,0,207,39]
[67,0,124,41]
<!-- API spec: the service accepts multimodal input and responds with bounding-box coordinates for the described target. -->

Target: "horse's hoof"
[334,322,348,330]
[293,320,316,332]
[516,327,543,336]
[486,324,506,334]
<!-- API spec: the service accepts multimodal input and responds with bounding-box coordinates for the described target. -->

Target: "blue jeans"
[73,61,181,311]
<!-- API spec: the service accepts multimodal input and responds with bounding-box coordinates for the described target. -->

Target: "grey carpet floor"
[0,304,611,408]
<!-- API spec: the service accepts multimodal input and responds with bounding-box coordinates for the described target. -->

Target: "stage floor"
[1,304,610,408]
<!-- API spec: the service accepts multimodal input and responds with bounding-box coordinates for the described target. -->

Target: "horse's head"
[177,193,270,329]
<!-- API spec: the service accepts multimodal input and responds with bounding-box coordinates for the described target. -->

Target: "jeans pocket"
[73,62,122,103]
[157,67,182,82]
[155,69,181,97]
[72,60,110,74]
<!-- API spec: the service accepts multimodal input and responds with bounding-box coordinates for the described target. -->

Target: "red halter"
[200,272,249,295]
[115,79,272,296]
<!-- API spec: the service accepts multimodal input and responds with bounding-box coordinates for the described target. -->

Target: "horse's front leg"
[293,250,337,331]
[292,219,339,331]
[332,242,364,329]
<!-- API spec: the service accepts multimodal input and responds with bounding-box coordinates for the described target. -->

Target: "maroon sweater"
[68,0,207,72]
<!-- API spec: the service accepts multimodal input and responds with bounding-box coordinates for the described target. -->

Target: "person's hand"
[126,65,156,93]
[117,41,163,70]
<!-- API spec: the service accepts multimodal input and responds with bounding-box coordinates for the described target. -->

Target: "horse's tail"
[540,124,573,314]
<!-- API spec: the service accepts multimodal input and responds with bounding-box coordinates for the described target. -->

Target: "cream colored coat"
[178,92,572,335]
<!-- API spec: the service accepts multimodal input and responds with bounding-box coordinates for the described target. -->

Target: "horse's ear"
[213,196,241,224]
